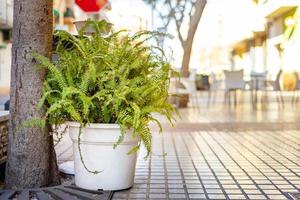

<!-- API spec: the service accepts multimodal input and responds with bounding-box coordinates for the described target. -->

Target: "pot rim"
[66,121,120,129]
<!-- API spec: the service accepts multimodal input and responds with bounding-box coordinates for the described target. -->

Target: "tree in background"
[5,0,60,188]
[144,0,207,77]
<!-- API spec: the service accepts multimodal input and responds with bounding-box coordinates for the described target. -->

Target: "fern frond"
[33,52,67,90]
[138,125,152,159]
[127,144,140,155]
[130,102,141,137]
[38,90,61,109]
[80,62,97,94]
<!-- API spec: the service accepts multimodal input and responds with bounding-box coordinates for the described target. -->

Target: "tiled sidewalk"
[55,92,300,199]
[113,129,300,200]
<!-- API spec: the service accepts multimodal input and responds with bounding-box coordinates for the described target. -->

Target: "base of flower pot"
[59,161,75,175]
[168,94,189,108]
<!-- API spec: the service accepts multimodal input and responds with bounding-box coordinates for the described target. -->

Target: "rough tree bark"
[5,0,60,189]
[180,0,206,77]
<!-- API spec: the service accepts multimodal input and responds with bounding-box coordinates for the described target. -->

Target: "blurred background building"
[231,0,300,89]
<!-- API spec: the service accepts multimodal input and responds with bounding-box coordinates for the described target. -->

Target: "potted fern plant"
[31,20,174,191]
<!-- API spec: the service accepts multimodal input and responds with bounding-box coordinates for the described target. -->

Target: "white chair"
[266,70,284,107]
[250,71,268,90]
[208,73,223,105]
[168,78,189,108]
[224,70,245,106]
[250,71,268,107]
[180,69,200,108]
[169,69,200,109]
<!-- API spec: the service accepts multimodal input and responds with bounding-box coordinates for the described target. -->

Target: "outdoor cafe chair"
[169,77,189,108]
[266,70,284,107]
[250,71,268,108]
[180,69,201,108]
[224,70,245,106]
[208,72,224,106]
[169,69,200,109]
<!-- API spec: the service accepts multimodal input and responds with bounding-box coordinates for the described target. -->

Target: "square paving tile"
[113,129,300,200]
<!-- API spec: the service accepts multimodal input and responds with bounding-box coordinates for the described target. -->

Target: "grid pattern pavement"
[113,129,300,200]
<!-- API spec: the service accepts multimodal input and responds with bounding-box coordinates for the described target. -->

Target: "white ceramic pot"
[68,122,139,191]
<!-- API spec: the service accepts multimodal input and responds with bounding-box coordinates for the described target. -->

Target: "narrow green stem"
[77,125,101,174]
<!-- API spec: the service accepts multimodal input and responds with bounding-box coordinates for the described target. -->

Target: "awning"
[262,1,298,19]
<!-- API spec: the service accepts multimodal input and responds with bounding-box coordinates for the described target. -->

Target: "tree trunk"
[5,0,60,189]
[180,0,207,77]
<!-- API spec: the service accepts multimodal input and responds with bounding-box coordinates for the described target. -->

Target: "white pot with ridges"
[68,122,139,191]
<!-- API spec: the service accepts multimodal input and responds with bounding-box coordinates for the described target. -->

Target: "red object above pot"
[75,0,108,13]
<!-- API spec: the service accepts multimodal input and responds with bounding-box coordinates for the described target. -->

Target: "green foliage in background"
[32,20,175,161]
[283,12,297,41]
